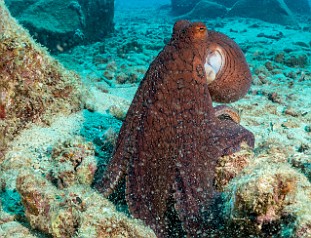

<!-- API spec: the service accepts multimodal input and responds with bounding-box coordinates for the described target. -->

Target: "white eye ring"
[204,48,224,84]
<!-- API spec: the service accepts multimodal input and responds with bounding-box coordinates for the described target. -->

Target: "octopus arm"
[126,151,176,238]
[212,118,255,156]
[125,64,178,237]
[173,160,220,237]
[96,64,161,197]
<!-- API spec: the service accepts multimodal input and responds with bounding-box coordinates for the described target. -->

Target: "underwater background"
[0,0,311,237]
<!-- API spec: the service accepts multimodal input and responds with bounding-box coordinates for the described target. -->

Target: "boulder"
[285,0,311,14]
[5,0,114,52]
[171,0,236,14]
[227,0,298,26]
[171,0,200,14]
[212,0,237,7]
[176,0,228,20]
[171,0,311,16]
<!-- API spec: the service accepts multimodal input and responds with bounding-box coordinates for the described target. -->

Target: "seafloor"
[1,1,311,238]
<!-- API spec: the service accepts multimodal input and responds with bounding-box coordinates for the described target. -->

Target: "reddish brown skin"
[0,104,5,119]
[96,20,254,237]
[207,31,252,103]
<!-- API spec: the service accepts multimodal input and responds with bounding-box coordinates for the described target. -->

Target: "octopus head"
[172,20,252,103]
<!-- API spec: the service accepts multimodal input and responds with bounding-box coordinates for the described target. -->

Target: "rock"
[216,0,311,11]
[48,136,97,189]
[0,221,36,238]
[171,0,200,14]
[78,0,114,42]
[224,162,311,237]
[284,53,309,68]
[285,0,311,14]
[227,0,298,26]
[212,0,237,7]
[217,0,311,14]
[176,0,228,20]
[16,169,156,237]
[171,0,236,14]
[171,0,304,25]
[5,0,114,52]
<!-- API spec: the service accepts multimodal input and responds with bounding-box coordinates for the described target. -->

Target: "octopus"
[96,20,255,237]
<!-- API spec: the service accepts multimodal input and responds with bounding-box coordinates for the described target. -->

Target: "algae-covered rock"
[48,136,97,189]
[290,153,311,182]
[16,169,85,237]
[0,114,156,238]
[0,221,37,238]
[222,151,311,237]
[16,169,156,238]
[215,143,254,191]
[76,187,156,238]
[0,0,82,158]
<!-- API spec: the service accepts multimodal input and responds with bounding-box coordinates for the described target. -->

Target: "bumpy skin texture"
[96,20,254,237]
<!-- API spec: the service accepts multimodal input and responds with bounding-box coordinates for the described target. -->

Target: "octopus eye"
[193,24,207,39]
[204,48,224,84]
[195,25,206,32]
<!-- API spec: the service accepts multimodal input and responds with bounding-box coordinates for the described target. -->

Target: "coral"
[0,1,83,159]
[16,169,156,238]
[47,136,97,189]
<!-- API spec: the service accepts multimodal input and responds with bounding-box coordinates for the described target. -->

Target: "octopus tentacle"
[173,169,218,237]
[213,118,255,156]
[95,85,144,196]
[126,157,174,238]
[94,136,129,197]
